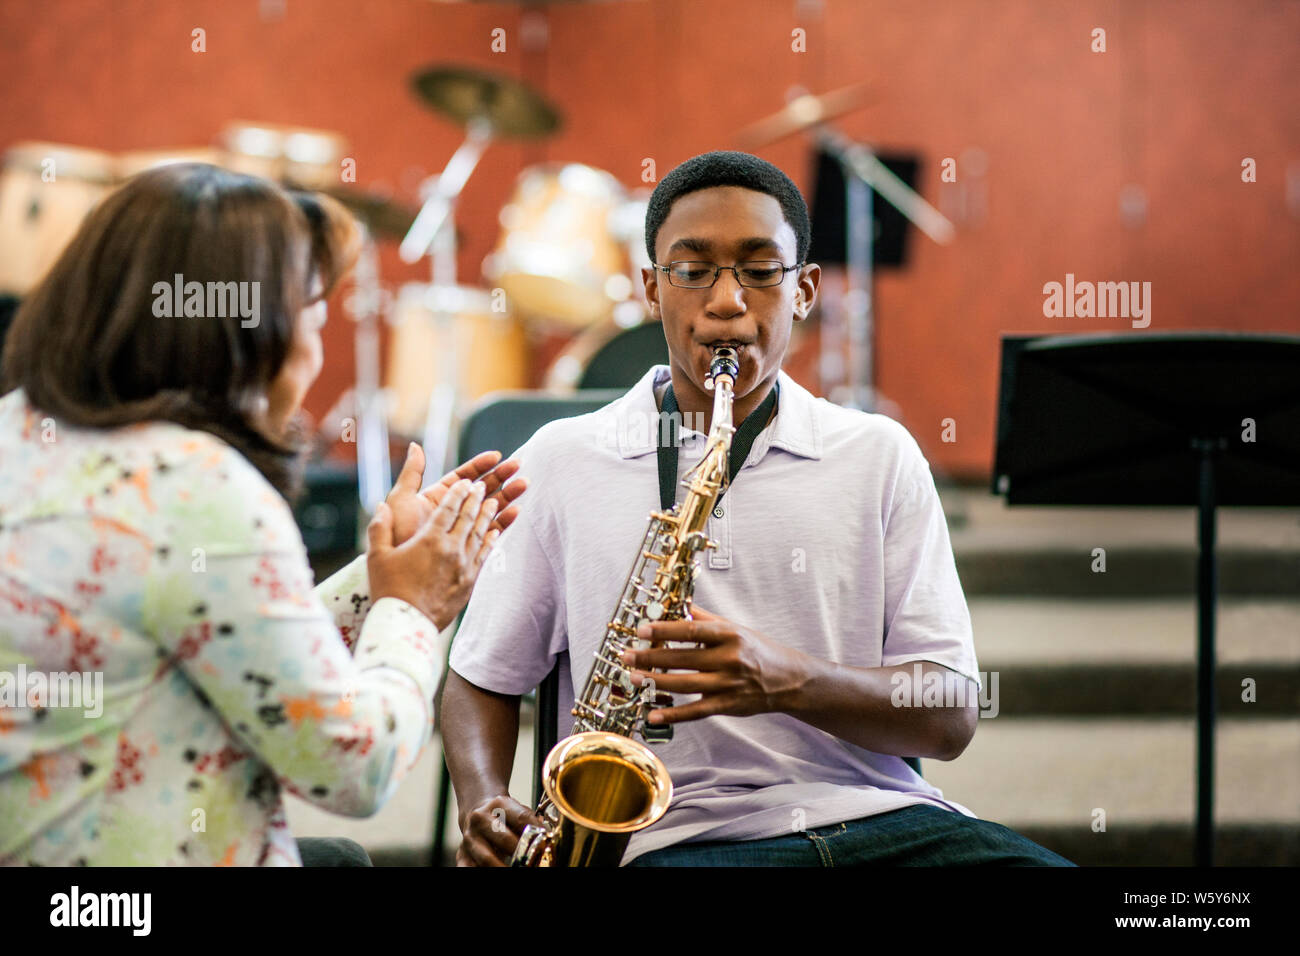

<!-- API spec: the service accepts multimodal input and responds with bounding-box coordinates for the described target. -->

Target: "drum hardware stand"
[399,118,493,473]
[736,86,958,412]
[342,225,393,516]
[397,64,561,470]
[817,127,966,525]
[814,125,956,412]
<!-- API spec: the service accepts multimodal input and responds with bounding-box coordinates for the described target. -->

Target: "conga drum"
[0,143,116,294]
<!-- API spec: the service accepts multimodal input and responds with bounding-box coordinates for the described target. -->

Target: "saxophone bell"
[510,732,673,867]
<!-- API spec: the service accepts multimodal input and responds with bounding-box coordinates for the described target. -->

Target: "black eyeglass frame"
[652,259,807,289]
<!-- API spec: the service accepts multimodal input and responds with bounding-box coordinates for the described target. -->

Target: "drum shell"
[485,163,632,329]
[0,143,115,295]
[386,283,529,436]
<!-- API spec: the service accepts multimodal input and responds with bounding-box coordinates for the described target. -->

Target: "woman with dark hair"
[0,163,523,865]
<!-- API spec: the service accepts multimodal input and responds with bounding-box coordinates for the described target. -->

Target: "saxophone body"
[511,347,741,867]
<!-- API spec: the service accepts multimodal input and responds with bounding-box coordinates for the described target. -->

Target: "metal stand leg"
[1194,439,1221,867]
[432,753,453,867]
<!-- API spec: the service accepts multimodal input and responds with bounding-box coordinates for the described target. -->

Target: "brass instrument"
[512,346,741,866]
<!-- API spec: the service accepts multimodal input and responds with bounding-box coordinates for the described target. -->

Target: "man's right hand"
[456,794,544,867]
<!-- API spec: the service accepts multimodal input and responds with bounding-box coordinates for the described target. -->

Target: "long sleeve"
[314,553,372,653]
[142,446,440,818]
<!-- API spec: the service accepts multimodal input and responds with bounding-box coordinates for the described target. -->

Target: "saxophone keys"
[642,719,674,744]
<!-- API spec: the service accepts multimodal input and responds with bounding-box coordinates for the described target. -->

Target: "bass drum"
[544,308,669,391]
[385,283,529,438]
[0,143,116,295]
[484,163,635,330]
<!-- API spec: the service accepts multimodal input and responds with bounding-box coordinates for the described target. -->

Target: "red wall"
[3,0,1297,478]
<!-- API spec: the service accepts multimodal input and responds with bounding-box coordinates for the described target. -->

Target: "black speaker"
[292,462,361,557]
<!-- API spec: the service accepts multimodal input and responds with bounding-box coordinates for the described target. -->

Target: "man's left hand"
[620,606,809,724]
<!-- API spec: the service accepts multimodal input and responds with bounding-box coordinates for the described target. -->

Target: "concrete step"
[1012,822,1299,866]
[970,598,1300,664]
[967,597,1300,716]
[941,487,1300,596]
[922,716,1300,866]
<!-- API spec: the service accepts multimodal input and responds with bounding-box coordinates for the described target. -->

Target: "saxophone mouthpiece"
[705,346,740,391]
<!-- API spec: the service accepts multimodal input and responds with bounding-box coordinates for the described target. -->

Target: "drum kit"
[0,65,954,514]
[378,65,656,502]
[0,68,655,513]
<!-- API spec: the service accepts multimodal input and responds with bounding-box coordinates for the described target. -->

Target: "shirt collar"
[613,365,822,462]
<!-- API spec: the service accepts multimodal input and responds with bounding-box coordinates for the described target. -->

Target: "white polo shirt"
[449,365,982,862]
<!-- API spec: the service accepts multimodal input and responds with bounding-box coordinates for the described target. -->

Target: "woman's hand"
[386,443,527,547]
[364,479,500,630]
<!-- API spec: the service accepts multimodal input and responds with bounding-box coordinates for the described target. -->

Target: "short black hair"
[645,150,811,266]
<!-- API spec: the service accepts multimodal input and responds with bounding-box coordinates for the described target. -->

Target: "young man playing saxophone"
[442,150,1073,866]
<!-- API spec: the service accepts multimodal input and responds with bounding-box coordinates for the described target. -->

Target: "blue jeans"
[627,804,1075,866]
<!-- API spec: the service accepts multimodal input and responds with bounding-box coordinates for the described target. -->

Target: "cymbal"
[410,65,561,139]
[319,186,421,240]
[734,81,874,148]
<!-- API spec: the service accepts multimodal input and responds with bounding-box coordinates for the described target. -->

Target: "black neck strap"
[657,379,779,511]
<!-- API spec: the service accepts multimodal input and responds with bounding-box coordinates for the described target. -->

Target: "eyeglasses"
[654,259,804,289]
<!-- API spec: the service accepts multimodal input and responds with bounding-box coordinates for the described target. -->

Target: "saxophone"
[511,346,741,867]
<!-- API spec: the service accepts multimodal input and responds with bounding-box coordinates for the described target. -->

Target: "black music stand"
[992,332,1300,867]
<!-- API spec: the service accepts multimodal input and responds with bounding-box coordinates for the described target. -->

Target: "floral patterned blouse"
[0,388,430,866]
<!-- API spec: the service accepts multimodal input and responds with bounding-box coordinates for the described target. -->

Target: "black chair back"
[576,322,670,390]
[441,390,624,822]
